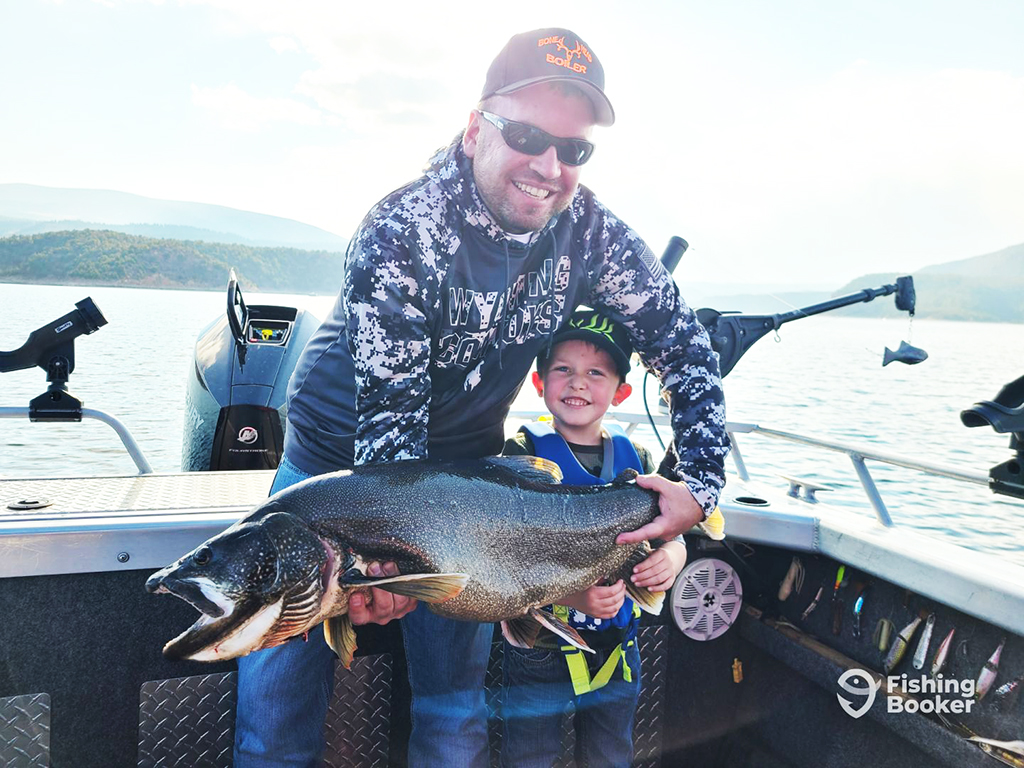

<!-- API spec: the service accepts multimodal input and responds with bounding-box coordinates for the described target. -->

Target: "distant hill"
[0,230,345,294]
[831,242,1024,322]
[698,242,1024,323]
[0,184,347,252]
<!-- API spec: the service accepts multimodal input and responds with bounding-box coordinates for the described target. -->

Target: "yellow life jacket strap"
[549,603,640,694]
[558,640,635,696]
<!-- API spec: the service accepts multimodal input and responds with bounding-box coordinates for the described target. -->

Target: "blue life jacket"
[519,421,644,634]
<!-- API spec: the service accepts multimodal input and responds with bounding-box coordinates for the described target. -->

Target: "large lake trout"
[146,456,669,667]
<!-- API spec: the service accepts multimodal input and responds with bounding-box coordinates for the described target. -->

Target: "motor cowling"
[182,285,320,471]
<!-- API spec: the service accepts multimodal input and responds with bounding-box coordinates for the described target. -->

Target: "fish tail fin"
[698,506,726,540]
[882,347,895,366]
[350,573,469,604]
[324,615,358,669]
[606,542,666,614]
[625,579,666,615]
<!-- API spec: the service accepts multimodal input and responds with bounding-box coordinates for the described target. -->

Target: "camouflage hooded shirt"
[284,135,728,517]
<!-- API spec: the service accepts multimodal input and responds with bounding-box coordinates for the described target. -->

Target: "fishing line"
[765,293,811,319]
[642,369,666,451]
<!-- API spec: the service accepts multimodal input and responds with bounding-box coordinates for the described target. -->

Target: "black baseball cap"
[538,309,633,378]
[481,28,615,127]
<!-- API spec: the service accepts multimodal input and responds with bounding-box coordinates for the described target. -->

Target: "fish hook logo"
[837,668,880,719]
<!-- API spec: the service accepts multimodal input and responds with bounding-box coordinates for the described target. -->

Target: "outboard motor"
[181,271,321,471]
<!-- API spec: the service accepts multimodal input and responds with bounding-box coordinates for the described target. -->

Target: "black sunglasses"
[476,110,595,166]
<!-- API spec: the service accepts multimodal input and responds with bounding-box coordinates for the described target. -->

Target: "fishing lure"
[830,565,848,636]
[874,618,894,652]
[802,586,825,621]
[884,614,924,674]
[913,613,936,670]
[852,593,867,639]
[977,639,1006,701]
[993,676,1023,711]
[777,556,805,601]
[931,627,955,678]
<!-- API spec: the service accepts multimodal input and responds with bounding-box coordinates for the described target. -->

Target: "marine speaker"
[670,558,743,641]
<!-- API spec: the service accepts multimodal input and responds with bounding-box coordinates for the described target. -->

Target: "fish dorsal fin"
[611,468,640,485]
[324,615,358,669]
[486,456,563,484]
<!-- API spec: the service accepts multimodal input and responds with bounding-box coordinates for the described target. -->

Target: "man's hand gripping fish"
[146,457,670,668]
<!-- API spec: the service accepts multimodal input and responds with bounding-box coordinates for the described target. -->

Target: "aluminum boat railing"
[0,400,995,530]
[0,405,153,474]
[510,408,991,530]
[724,421,990,528]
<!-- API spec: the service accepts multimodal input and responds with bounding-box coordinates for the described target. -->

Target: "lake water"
[2,282,1023,566]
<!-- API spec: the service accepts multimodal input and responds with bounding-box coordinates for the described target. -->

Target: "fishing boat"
[1,263,1022,768]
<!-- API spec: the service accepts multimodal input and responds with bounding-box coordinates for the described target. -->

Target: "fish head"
[146,510,328,661]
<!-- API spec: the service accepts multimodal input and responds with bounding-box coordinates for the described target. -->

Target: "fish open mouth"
[147,576,226,618]
[148,564,326,661]
[147,574,261,661]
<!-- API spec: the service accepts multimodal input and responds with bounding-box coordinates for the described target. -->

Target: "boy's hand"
[631,541,688,593]
[616,474,704,544]
[559,580,627,620]
[348,561,418,626]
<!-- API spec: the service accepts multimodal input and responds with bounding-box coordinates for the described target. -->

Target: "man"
[234,27,727,768]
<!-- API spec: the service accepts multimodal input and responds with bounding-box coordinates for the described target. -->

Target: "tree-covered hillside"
[0,230,346,294]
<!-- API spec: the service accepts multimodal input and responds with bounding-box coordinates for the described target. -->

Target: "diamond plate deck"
[321,654,393,768]
[0,693,50,768]
[136,655,392,768]
[0,471,274,522]
[0,471,275,578]
[486,639,504,768]
[138,671,236,768]
[634,625,667,768]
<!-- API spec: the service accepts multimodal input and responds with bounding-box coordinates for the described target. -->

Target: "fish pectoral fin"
[529,607,595,654]
[486,456,563,484]
[624,579,666,615]
[323,615,357,669]
[501,615,543,649]
[341,573,469,604]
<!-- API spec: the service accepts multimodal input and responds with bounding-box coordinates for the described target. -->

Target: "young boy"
[500,308,688,768]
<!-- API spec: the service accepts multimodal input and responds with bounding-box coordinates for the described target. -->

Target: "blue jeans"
[403,605,493,767]
[234,454,494,767]
[501,641,641,768]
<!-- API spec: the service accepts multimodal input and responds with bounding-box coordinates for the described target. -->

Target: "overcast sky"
[3,0,1022,287]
